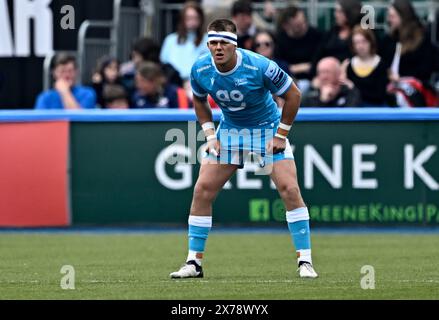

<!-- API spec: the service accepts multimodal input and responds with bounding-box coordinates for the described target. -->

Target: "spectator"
[91,56,125,108]
[302,57,362,107]
[312,0,363,72]
[160,1,208,82]
[35,53,96,109]
[231,0,259,50]
[252,30,290,75]
[120,37,161,76]
[275,6,323,92]
[102,84,129,109]
[202,0,274,33]
[120,37,183,98]
[132,62,190,109]
[342,26,389,106]
[383,0,437,84]
[381,0,439,107]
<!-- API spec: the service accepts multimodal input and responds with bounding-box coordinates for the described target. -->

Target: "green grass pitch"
[0,231,438,299]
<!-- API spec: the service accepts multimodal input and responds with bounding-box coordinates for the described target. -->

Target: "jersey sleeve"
[190,65,208,99]
[262,59,293,96]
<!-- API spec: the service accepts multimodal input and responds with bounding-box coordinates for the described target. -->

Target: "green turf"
[0,232,438,299]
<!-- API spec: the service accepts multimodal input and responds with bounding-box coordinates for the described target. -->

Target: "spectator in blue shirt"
[35,53,96,109]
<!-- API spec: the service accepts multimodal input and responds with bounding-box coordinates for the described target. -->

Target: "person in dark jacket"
[275,6,323,81]
[302,57,362,107]
[380,0,439,106]
[311,0,363,76]
[381,0,437,84]
[342,26,389,106]
[132,62,190,109]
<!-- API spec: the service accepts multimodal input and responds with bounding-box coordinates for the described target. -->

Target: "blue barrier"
[1,108,439,122]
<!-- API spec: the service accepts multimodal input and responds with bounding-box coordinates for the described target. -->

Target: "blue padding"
[1,108,439,122]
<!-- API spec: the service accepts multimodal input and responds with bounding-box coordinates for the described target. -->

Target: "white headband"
[208,31,238,46]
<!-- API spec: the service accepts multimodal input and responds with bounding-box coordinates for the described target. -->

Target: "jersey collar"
[211,49,242,76]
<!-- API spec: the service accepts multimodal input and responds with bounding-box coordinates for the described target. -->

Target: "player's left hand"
[266,137,286,154]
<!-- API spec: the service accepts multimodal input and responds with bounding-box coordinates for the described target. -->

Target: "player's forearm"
[193,96,215,137]
[280,84,301,125]
[277,84,301,138]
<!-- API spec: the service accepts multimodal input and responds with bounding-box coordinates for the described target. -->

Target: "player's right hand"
[205,138,221,157]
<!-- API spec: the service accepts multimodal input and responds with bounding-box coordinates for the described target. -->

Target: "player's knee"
[279,184,301,200]
[193,181,217,203]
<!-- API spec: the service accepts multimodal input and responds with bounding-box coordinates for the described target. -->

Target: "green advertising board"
[70,119,439,226]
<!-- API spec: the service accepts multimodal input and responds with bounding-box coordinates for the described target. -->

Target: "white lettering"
[304,145,342,189]
[14,0,53,57]
[0,0,14,56]
[353,144,378,189]
[404,145,438,190]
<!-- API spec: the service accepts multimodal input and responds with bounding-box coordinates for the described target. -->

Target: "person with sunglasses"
[252,30,291,76]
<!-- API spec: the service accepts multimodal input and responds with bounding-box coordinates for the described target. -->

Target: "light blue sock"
[287,220,311,250]
[286,207,312,264]
[187,216,212,265]
[188,224,210,252]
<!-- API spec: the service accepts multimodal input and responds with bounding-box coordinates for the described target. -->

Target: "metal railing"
[114,0,156,61]
[77,20,116,85]
[43,0,153,89]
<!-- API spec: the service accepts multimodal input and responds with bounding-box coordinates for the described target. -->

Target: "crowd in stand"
[35,0,439,110]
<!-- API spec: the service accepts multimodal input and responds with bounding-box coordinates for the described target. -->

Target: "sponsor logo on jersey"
[196,65,212,73]
[234,78,248,86]
[243,63,258,71]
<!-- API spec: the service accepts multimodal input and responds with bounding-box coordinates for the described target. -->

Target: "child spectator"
[91,56,125,108]
[102,84,129,109]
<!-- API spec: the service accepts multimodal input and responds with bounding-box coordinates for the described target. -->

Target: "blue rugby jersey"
[190,48,293,127]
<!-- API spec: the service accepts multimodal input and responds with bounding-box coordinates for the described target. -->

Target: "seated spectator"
[120,38,160,76]
[381,0,439,107]
[312,0,363,74]
[91,56,125,108]
[275,6,323,89]
[302,57,362,107]
[120,37,183,98]
[203,0,276,32]
[35,53,96,109]
[132,62,190,109]
[341,26,389,107]
[102,84,129,109]
[252,30,290,75]
[232,0,260,50]
[160,1,208,82]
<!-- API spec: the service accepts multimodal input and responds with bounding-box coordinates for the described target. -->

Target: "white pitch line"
[2,279,439,285]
